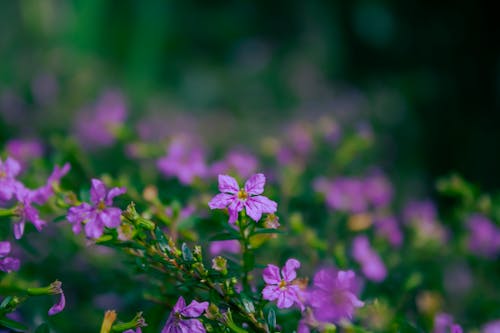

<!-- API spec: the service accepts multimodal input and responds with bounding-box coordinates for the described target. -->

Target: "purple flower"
[48,291,66,316]
[13,185,46,239]
[433,313,463,333]
[352,236,387,282]
[324,178,367,213]
[403,200,438,225]
[0,241,20,273]
[308,268,364,324]
[47,280,65,316]
[210,150,259,178]
[31,163,71,204]
[374,216,403,247]
[161,296,208,333]
[0,157,21,201]
[5,139,44,170]
[262,258,304,310]
[67,179,126,239]
[74,90,127,149]
[208,174,277,224]
[466,214,500,258]
[157,136,207,185]
[363,173,393,208]
[482,320,500,333]
[209,240,240,256]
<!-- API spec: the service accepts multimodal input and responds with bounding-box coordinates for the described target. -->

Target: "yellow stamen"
[237,189,248,200]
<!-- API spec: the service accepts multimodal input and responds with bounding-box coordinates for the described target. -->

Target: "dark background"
[1,0,499,189]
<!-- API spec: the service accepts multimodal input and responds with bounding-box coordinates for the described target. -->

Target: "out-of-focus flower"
[263,214,280,229]
[31,163,71,204]
[352,236,387,282]
[404,200,438,226]
[209,240,240,256]
[13,185,46,239]
[325,178,367,213]
[74,90,127,149]
[0,241,20,272]
[403,200,447,244]
[374,215,403,247]
[157,136,207,185]
[210,150,259,178]
[308,268,364,323]
[0,157,22,201]
[208,174,277,224]
[432,313,463,333]
[262,258,304,310]
[67,179,126,239]
[161,296,208,333]
[5,139,44,170]
[364,173,393,208]
[482,320,500,333]
[466,214,500,258]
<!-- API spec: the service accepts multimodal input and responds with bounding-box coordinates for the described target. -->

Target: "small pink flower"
[208,174,277,224]
[162,296,208,333]
[262,258,304,310]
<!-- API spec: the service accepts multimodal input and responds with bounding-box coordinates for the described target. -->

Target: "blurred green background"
[1,0,499,189]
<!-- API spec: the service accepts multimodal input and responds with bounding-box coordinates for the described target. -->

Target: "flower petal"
[180,299,209,317]
[173,296,186,313]
[262,285,280,301]
[244,198,263,222]
[244,173,265,195]
[263,264,281,284]
[90,179,107,204]
[218,175,239,194]
[276,290,294,309]
[281,258,300,282]
[208,193,234,209]
[0,241,11,256]
[48,292,66,315]
[251,196,277,214]
[106,186,126,205]
[99,207,122,228]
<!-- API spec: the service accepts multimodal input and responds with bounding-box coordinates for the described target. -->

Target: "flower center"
[0,170,6,179]
[278,279,287,290]
[237,189,248,200]
[97,200,106,210]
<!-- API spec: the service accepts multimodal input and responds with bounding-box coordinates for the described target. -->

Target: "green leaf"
[0,316,28,332]
[181,243,193,261]
[155,227,170,252]
[267,308,276,331]
[35,323,50,333]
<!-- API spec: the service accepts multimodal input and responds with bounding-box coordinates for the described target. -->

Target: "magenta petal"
[0,242,11,256]
[208,193,234,209]
[106,186,126,205]
[184,318,206,333]
[84,218,104,239]
[244,173,266,195]
[173,296,186,313]
[13,221,25,240]
[276,290,294,309]
[48,292,65,315]
[181,300,209,317]
[262,285,280,301]
[5,157,21,177]
[244,199,263,222]
[251,196,277,214]
[263,264,281,284]
[90,179,107,204]
[281,258,300,282]
[99,208,122,228]
[218,175,239,194]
